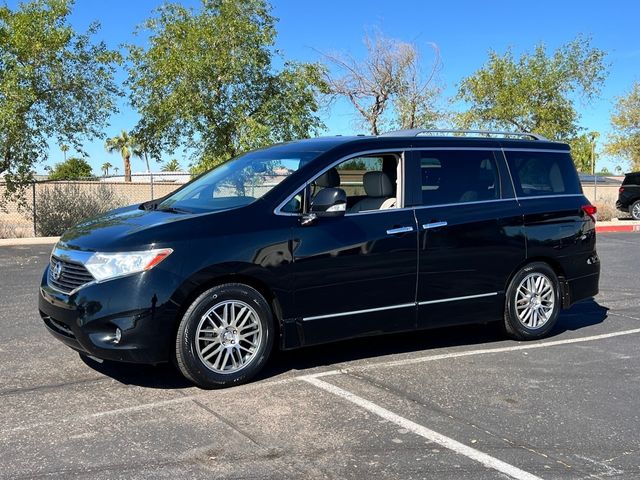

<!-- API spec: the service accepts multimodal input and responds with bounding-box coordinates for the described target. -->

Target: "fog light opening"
[113,327,122,344]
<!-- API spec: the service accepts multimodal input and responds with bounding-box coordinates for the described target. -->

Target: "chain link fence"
[0,173,191,238]
[0,174,626,238]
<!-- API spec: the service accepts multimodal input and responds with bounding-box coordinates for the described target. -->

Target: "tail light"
[619,186,624,193]
[582,204,597,221]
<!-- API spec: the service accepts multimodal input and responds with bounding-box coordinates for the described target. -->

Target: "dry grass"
[594,201,620,221]
[0,219,31,239]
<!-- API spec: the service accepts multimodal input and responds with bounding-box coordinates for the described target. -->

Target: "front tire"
[504,262,560,340]
[631,200,640,220]
[175,283,274,388]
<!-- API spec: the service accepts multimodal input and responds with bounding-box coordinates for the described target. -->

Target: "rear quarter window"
[622,174,640,186]
[505,151,582,197]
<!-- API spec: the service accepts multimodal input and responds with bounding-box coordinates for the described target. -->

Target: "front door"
[291,152,418,346]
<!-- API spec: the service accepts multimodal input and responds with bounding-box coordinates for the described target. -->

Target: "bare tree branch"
[320,31,443,134]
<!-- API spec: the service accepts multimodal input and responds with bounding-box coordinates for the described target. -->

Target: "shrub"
[34,184,127,236]
[0,219,30,239]
[594,201,619,221]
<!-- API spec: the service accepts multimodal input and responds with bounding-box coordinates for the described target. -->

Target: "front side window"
[309,154,400,213]
[419,150,500,206]
[505,151,581,197]
[158,150,321,213]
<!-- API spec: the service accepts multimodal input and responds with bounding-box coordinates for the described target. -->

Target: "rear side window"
[505,151,581,197]
[418,150,500,206]
[622,174,640,186]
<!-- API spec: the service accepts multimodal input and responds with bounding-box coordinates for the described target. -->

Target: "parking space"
[1,233,639,479]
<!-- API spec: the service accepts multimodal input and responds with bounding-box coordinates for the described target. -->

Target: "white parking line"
[302,375,543,480]
[306,327,640,378]
[5,327,640,436]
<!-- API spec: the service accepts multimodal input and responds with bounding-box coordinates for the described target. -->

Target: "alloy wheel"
[515,273,555,329]
[195,300,263,374]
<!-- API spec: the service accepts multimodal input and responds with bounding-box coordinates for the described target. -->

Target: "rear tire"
[630,200,640,220]
[175,283,274,389]
[504,262,560,340]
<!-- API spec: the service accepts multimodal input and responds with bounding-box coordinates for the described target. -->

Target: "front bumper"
[38,265,182,364]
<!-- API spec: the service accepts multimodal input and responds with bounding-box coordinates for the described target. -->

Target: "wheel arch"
[504,256,570,308]
[171,265,285,349]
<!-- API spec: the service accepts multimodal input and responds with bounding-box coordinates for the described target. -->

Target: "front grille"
[48,256,94,294]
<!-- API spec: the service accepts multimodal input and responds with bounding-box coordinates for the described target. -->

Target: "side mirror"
[310,187,347,218]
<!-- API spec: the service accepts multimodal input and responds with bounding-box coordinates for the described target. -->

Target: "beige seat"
[349,172,395,213]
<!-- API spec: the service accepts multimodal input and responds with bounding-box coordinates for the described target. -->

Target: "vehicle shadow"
[79,354,193,389]
[548,298,609,335]
[80,298,608,389]
[260,298,609,380]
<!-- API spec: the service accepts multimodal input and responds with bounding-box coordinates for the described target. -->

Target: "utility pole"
[589,131,599,202]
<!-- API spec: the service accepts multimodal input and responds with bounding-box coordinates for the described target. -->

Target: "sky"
[9,0,640,174]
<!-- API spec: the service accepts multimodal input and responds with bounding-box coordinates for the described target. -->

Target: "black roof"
[277,134,570,154]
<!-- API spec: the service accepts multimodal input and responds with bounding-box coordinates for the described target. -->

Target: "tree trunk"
[124,155,132,182]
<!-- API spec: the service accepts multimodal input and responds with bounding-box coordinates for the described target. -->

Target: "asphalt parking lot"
[1,233,639,479]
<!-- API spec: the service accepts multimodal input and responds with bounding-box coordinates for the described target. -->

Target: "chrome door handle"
[423,221,448,230]
[386,226,414,235]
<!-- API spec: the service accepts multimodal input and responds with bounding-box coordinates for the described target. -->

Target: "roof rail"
[380,129,548,141]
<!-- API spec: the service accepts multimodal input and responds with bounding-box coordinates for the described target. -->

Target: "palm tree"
[162,159,181,172]
[60,144,69,162]
[132,136,152,173]
[105,131,139,182]
[113,166,120,175]
[101,162,113,177]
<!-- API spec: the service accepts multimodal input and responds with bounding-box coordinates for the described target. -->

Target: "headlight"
[84,248,173,282]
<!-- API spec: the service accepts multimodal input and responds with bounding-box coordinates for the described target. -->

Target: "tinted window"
[280,187,305,213]
[623,174,640,186]
[419,150,500,206]
[158,150,319,213]
[505,151,581,197]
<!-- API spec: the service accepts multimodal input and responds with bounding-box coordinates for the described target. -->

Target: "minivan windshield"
[157,149,321,213]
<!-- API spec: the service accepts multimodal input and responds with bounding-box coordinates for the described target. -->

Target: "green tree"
[605,81,640,171]
[48,157,93,180]
[127,0,327,173]
[568,135,593,173]
[569,131,599,173]
[161,159,181,172]
[105,130,140,182]
[338,159,367,170]
[456,36,607,140]
[0,0,120,202]
[101,162,112,176]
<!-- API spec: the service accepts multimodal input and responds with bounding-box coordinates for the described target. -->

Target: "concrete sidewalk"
[0,236,59,247]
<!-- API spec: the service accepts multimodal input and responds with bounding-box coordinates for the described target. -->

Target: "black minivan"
[616,171,640,220]
[39,130,600,388]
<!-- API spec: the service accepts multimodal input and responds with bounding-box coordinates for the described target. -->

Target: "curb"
[596,224,640,233]
[0,236,59,247]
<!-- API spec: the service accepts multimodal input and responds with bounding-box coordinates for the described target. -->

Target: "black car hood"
[58,204,204,252]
